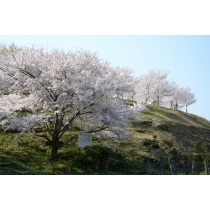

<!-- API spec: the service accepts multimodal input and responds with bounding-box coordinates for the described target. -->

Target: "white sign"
[78,132,92,148]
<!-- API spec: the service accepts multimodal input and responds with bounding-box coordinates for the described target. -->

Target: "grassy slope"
[136,105,210,145]
[1,105,210,175]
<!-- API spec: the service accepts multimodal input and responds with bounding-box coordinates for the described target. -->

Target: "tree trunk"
[51,144,59,161]
[175,101,178,110]
[204,159,209,175]
[160,157,165,175]
[168,157,173,174]
[51,136,59,161]
[192,158,199,175]
[186,104,188,113]
[157,96,160,106]
[146,158,152,175]
[168,157,177,175]
[184,158,189,175]
[191,158,195,174]
[170,101,173,109]
[173,160,177,175]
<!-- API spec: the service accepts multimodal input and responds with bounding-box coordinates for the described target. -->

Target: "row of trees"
[0,44,196,160]
[134,70,196,112]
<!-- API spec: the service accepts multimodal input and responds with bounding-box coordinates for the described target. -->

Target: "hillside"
[132,105,210,146]
[126,105,210,174]
[1,105,210,175]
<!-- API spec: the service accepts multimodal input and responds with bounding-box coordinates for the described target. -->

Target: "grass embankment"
[0,132,142,175]
[1,105,210,175]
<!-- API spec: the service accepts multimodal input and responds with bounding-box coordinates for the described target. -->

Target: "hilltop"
[1,105,210,175]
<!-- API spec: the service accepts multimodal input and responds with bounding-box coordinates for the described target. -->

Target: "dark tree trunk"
[157,96,160,106]
[146,158,152,175]
[192,158,200,175]
[175,101,178,110]
[160,157,165,175]
[51,143,59,161]
[186,104,188,113]
[51,135,59,161]
[184,158,189,175]
[195,165,200,175]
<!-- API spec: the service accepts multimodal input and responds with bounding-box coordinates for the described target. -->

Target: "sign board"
[78,132,92,148]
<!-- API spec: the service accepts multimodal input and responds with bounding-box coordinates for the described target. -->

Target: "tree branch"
[43,122,53,136]
[87,123,107,133]
[34,133,51,141]
[58,111,80,139]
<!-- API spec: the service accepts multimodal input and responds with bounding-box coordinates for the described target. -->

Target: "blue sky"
[1,0,210,206]
[1,35,210,120]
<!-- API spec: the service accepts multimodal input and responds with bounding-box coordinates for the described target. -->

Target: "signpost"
[78,132,92,148]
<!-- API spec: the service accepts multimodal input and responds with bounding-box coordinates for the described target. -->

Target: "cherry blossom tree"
[162,82,184,110]
[181,87,196,113]
[114,67,137,106]
[0,45,138,160]
[134,70,196,113]
[163,84,196,112]
[135,70,171,106]
[134,75,153,105]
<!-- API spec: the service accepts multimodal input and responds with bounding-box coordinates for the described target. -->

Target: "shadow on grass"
[0,155,41,175]
[0,138,147,175]
[58,145,146,175]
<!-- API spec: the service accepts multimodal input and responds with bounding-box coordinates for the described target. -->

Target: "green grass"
[1,105,210,175]
[0,132,146,174]
[141,105,210,128]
